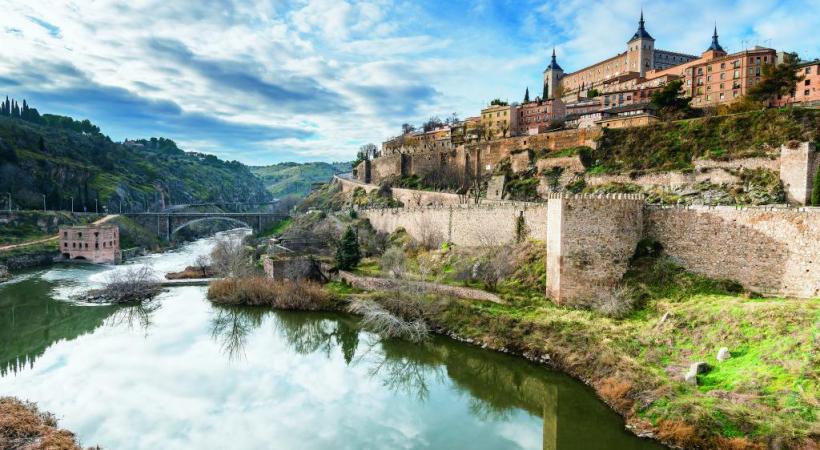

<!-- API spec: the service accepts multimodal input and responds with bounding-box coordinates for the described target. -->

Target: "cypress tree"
[335,226,361,270]
[524,87,530,103]
[542,83,549,100]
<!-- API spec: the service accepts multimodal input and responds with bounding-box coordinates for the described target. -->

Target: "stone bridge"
[124,212,286,241]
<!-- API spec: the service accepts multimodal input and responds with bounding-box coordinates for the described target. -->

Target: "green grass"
[258,217,293,238]
[369,243,819,448]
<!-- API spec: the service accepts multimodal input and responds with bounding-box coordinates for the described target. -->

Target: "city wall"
[349,178,819,300]
[645,205,820,298]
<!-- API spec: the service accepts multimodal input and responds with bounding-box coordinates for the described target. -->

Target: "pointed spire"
[547,47,562,71]
[629,9,654,42]
[707,23,725,53]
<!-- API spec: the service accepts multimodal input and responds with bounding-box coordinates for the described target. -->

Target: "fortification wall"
[361,203,547,247]
[645,205,820,298]
[371,154,404,184]
[390,188,463,207]
[546,194,645,306]
[780,142,818,205]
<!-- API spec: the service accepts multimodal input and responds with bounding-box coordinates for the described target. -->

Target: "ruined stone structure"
[59,224,121,264]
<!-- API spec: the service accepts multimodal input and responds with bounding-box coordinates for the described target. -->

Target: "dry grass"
[207,277,331,310]
[0,397,87,450]
[597,377,635,412]
[656,420,701,449]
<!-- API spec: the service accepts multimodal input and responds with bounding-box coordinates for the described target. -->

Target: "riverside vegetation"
[201,181,818,450]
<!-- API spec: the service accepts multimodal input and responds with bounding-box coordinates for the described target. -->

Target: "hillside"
[250,161,351,198]
[0,115,271,212]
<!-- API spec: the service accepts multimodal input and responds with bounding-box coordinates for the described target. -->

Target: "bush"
[207,277,331,310]
[347,299,429,343]
[380,246,406,278]
[812,166,820,206]
[83,265,162,304]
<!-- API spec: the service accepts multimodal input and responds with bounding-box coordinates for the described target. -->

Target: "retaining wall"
[645,205,820,298]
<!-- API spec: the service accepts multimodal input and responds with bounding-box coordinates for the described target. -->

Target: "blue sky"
[1,0,817,165]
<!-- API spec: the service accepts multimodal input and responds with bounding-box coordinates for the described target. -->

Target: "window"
[805,79,811,86]
[806,66,812,74]
[72,243,76,248]
[95,243,99,249]
[719,83,724,89]
[697,68,703,75]
[719,93,725,100]
[63,232,67,238]
[720,62,726,69]
[64,243,67,248]
[806,89,811,96]
[707,66,713,72]
[733,70,740,79]
[707,75,711,82]
[720,73,725,80]
[706,94,711,101]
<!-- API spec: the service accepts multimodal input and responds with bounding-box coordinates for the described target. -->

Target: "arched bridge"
[124,212,287,241]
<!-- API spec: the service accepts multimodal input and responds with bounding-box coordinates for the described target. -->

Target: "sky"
[0,0,817,165]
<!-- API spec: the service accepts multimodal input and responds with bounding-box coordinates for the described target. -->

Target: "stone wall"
[370,154,404,184]
[546,194,645,306]
[779,142,818,205]
[361,203,547,247]
[645,205,820,298]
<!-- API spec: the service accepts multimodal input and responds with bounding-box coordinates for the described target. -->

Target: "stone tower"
[626,11,655,77]
[543,48,564,100]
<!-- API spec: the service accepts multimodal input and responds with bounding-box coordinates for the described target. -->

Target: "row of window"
[64,240,115,249]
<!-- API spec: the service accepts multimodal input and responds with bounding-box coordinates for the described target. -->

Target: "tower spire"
[629,9,654,42]
[707,23,725,53]
[547,47,562,71]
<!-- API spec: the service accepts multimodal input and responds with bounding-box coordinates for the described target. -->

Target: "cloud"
[0,0,816,164]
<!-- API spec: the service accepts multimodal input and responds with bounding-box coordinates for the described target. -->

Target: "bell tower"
[626,10,655,77]
[543,48,564,100]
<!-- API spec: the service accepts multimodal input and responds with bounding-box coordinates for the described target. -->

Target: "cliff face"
[0,117,271,212]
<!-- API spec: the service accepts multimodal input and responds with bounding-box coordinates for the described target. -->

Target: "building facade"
[60,224,121,264]
[480,103,519,139]
[517,99,565,135]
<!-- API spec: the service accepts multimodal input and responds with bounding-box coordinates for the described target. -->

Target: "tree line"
[1,96,101,134]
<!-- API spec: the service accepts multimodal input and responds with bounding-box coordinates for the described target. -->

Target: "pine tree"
[335,226,361,270]
[524,87,530,103]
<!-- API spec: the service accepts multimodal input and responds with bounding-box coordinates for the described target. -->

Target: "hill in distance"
[251,161,351,198]
[0,98,271,212]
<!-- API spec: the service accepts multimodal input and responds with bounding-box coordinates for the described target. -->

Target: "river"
[0,231,666,450]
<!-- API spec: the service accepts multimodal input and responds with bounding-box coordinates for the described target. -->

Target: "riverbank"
[211,239,818,450]
[0,397,91,449]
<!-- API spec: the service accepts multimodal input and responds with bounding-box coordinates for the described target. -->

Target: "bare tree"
[380,247,407,279]
[194,254,211,277]
[348,300,429,343]
[415,215,445,250]
[211,236,251,277]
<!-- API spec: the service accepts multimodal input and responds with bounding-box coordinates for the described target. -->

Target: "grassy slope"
[590,107,820,173]
[250,162,351,198]
[360,240,818,449]
[0,116,271,211]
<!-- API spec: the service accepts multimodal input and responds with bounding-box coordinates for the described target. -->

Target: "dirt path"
[0,215,119,252]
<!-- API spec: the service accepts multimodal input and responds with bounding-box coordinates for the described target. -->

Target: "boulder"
[716,347,731,362]
[684,361,709,385]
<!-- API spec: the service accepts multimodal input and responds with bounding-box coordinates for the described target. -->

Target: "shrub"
[593,284,638,318]
[380,246,406,278]
[207,277,330,310]
[83,265,162,304]
[347,299,429,343]
[812,166,820,206]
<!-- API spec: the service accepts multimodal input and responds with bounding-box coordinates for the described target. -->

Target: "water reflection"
[0,274,117,376]
[1,233,665,449]
[206,307,664,450]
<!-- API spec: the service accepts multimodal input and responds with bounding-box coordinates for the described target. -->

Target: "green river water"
[0,233,666,450]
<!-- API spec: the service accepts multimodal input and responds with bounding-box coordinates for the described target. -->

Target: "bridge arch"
[170,217,252,239]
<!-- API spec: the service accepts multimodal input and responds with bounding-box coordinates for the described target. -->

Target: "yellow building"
[480,104,518,140]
